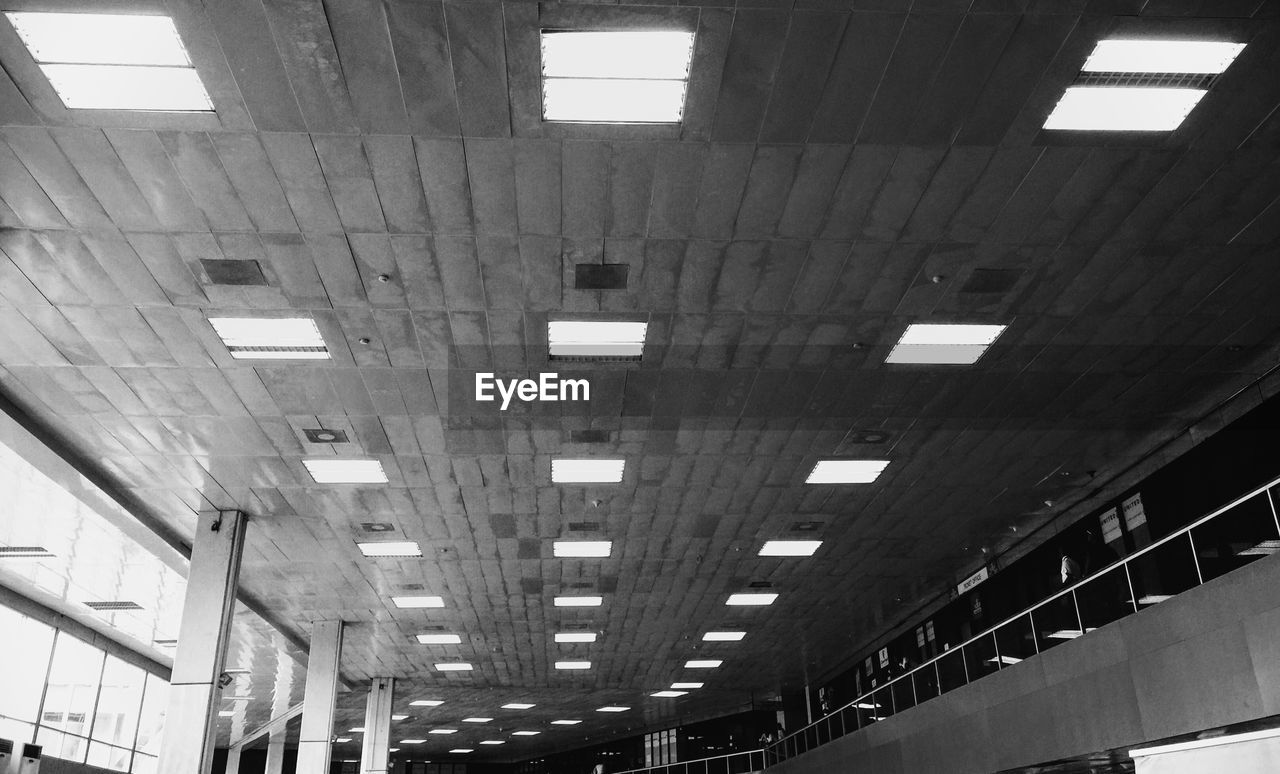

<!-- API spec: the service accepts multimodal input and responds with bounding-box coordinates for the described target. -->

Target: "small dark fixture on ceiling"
[85,601,143,611]
[960,268,1023,294]
[748,580,774,589]
[569,429,611,444]
[570,581,596,589]
[304,428,348,444]
[361,522,395,533]
[841,429,891,446]
[574,264,630,290]
[567,522,601,532]
[397,583,425,591]
[199,258,268,286]
[789,521,825,532]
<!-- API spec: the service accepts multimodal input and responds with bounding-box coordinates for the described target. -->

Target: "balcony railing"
[766,474,1280,766]
[614,749,766,774]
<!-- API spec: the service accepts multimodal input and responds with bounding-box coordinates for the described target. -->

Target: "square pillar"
[297,621,345,774]
[359,678,395,774]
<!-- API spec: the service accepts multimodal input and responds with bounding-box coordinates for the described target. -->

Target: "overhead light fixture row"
[358,541,421,558]
[304,459,388,484]
[806,460,890,484]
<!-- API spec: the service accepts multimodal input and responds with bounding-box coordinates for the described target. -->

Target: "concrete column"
[359,678,395,774]
[156,510,247,774]
[265,728,286,774]
[224,747,241,774]
[296,621,345,774]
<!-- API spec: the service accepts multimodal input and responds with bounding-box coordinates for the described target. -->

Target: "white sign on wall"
[956,565,989,596]
[1123,492,1147,531]
[1100,507,1122,543]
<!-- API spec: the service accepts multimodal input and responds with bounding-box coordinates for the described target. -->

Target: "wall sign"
[956,565,989,596]
[1122,492,1147,531]
[1100,506,1122,543]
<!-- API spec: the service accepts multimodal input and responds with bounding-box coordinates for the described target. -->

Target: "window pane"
[133,674,168,756]
[0,606,55,722]
[93,656,144,746]
[42,634,104,737]
[0,717,35,745]
[1191,493,1280,583]
[87,741,132,772]
[36,727,88,763]
[131,752,157,774]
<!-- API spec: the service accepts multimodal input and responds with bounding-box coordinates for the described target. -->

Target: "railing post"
[1269,488,1280,536]
[1071,588,1084,634]
[1187,531,1205,585]
[1123,562,1139,613]
[1028,611,1040,654]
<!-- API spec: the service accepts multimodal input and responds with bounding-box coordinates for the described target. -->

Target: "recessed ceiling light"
[334,737,352,743]
[399,739,425,744]
[388,748,399,753]
[886,323,1006,364]
[512,731,541,736]
[671,682,703,690]
[1044,87,1205,131]
[555,632,598,643]
[555,661,592,670]
[551,459,626,484]
[449,749,474,754]
[551,720,582,725]
[208,317,329,360]
[1138,595,1173,605]
[651,690,687,698]
[218,710,235,718]
[462,718,493,723]
[304,459,387,484]
[541,31,694,124]
[480,740,506,745]
[806,460,890,484]
[759,540,823,557]
[502,703,536,710]
[684,660,722,669]
[548,321,648,359]
[596,706,629,713]
[702,632,746,642]
[410,700,444,707]
[392,596,444,609]
[553,540,613,558]
[554,595,603,607]
[391,715,408,721]
[434,663,472,672]
[986,655,1023,666]
[358,541,421,558]
[348,727,365,733]
[428,729,458,735]
[726,593,777,606]
[416,634,463,645]
[6,12,214,112]
[1082,39,1245,74]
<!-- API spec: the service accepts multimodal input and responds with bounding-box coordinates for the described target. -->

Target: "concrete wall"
[769,552,1280,774]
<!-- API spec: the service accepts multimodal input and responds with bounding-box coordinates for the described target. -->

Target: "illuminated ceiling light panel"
[428,729,458,735]
[6,12,213,112]
[416,634,463,645]
[551,720,582,725]
[1138,595,1174,605]
[208,317,329,359]
[358,541,422,558]
[596,706,629,713]
[548,320,648,359]
[671,682,703,690]
[410,700,444,707]
[553,540,613,558]
[986,655,1023,666]
[725,593,777,606]
[1240,540,1280,556]
[399,739,425,744]
[348,727,366,733]
[541,31,694,123]
[1082,39,1245,74]
[463,718,493,723]
[555,632,598,643]
[391,715,408,721]
[684,659,722,669]
[806,459,890,484]
[1044,87,1205,131]
[303,459,387,484]
[702,632,745,642]
[480,740,506,745]
[651,690,687,698]
[218,711,235,718]
[759,540,823,557]
[434,663,473,672]
[449,749,474,754]
[855,702,880,710]
[552,459,625,484]
[334,737,352,743]
[886,323,1007,365]
[554,595,603,607]
[502,703,536,710]
[512,731,541,736]
[393,596,444,609]
[555,661,592,670]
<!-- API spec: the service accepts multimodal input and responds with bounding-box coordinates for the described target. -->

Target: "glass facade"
[0,603,167,772]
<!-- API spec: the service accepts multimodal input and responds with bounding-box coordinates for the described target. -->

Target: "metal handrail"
[767,472,1280,762]
[613,748,766,774]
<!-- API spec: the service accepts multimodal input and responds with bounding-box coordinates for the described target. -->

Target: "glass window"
[1191,492,1280,583]
[133,673,168,757]
[36,727,88,763]
[92,656,145,746]
[87,741,133,772]
[131,753,157,774]
[0,717,35,746]
[41,633,104,737]
[0,606,55,723]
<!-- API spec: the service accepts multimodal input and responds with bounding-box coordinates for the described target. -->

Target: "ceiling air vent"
[0,546,54,557]
[574,264,630,290]
[567,522,601,532]
[85,601,143,611]
[418,624,446,631]
[789,521,825,533]
[561,622,593,631]
[305,428,349,444]
[837,429,892,449]
[361,522,396,533]
[748,580,773,589]
[153,639,178,648]
[397,583,425,591]
[1075,71,1214,89]
[199,258,268,286]
[569,429,611,444]
[959,268,1023,295]
[569,581,595,589]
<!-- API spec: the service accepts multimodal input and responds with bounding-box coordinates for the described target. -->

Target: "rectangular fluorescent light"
[855,702,880,710]
[553,540,613,558]
[349,727,366,733]
[502,703,536,710]
[555,632,598,643]
[416,634,463,645]
[1240,540,1280,556]
[209,317,329,359]
[702,632,745,642]
[806,460,890,484]
[986,655,1022,666]
[1044,87,1204,131]
[358,541,422,558]
[551,720,582,725]
[548,321,648,359]
[463,718,492,723]
[685,659,722,669]
[399,739,425,744]
[334,737,352,743]
[218,711,235,718]
[1047,629,1084,640]
[596,706,629,713]
[554,595,603,607]
[555,661,592,670]
[1138,595,1174,605]
[480,740,506,745]
[759,540,823,557]
[434,663,472,672]
[410,700,443,707]
[304,459,388,484]
[449,749,474,754]
[887,323,1006,365]
[428,729,458,735]
[671,682,703,690]
[512,731,541,736]
[38,65,214,111]
[541,31,694,124]
[552,459,625,484]
[726,592,777,606]
[392,596,444,609]
[651,691,687,698]
[391,715,408,721]
[1082,40,1245,74]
